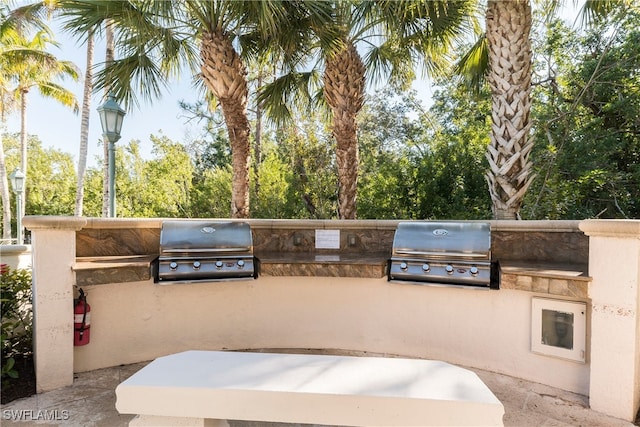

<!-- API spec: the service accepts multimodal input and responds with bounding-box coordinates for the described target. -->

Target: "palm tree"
[196,3,253,219]
[1,3,34,240]
[261,1,475,219]
[60,0,329,219]
[11,28,79,218]
[11,0,101,217]
[0,2,58,238]
[0,32,16,240]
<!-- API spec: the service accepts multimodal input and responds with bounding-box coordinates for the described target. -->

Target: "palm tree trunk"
[334,116,359,220]
[102,20,115,217]
[0,128,11,240]
[19,88,27,219]
[221,101,250,218]
[323,42,365,220]
[254,71,263,198]
[485,0,535,220]
[75,32,94,217]
[200,30,250,219]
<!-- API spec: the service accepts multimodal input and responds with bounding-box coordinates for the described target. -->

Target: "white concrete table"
[116,350,504,427]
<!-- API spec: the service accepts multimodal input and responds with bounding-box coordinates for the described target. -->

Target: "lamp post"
[9,168,26,245]
[97,93,126,217]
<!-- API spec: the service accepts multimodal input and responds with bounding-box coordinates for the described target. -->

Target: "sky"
[4,5,581,170]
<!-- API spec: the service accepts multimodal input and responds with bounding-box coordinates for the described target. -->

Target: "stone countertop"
[74,255,157,286]
[74,255,158,270]
[499,260,589,279]
[498,260,590,299]
[256,251,390,278]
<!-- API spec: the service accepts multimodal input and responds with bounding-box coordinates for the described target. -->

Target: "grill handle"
[161,247,251,254]
[393,250,489,258]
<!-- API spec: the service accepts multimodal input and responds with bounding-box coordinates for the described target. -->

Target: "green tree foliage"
[357,88,424,219]
[26,141,75,216]
[142,136,193,217]
[179,100,232,173]
[1,133,75,226]
[180,103,234,218]
[524,9,640,219]
[83,136,193,218]
[250,146,294,219]
[357,85,492,220]
[415,81,492,219]
[189,166,233,218]
[189,107,339,220]
[268,121,337,219]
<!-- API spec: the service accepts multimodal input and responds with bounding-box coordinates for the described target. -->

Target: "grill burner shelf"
[388,222,498,289]
[157,221,256,284]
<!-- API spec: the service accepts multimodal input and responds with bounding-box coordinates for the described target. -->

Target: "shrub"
[0,264,33,383]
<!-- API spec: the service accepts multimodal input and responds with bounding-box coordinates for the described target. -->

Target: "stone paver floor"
[1,361,635,427]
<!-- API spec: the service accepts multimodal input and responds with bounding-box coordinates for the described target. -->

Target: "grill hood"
[157,220,256,283]
[391,222,490,260]
[160,221,253,255]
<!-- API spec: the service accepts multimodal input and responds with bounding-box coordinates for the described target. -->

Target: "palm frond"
[92,54,168,110]
[258,70,323,127]
[37,81,79,113]
[1,46,58,66]
[3,1,53,37]
[453,33,488,95]
[61,0,197,109]
[579,0,633,26]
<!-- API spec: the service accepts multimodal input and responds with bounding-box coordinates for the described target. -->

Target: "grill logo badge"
[201,226,216,233]
[432,229,449,236]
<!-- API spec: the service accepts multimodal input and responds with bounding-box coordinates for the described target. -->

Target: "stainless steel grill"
[157,220,256,284]
[388,222,498,289]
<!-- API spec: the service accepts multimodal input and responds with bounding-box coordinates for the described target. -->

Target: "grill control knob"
[445,265,454,274]
[169,261,178,270]
[470,266,479,276]
[400,262,408,271]
[237,259,245,269]
[193,261,201,270]
[422,263,430,272]
[215,260,223,269]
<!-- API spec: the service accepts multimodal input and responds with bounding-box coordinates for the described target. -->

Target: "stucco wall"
[73,276,589,396]
[0,245,32,270]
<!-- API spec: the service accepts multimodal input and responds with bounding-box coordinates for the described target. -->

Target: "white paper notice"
[315,229,340,249]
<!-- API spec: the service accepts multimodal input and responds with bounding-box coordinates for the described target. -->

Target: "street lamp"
[9,168,25,245]
[97,93,126,217]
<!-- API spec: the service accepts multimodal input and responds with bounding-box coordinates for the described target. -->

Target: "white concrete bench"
[116,350,504,427]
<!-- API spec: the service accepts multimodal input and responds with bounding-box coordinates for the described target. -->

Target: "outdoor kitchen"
[19,216,640,422]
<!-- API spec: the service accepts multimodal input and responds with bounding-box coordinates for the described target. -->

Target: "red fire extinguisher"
[74,288,90,346]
